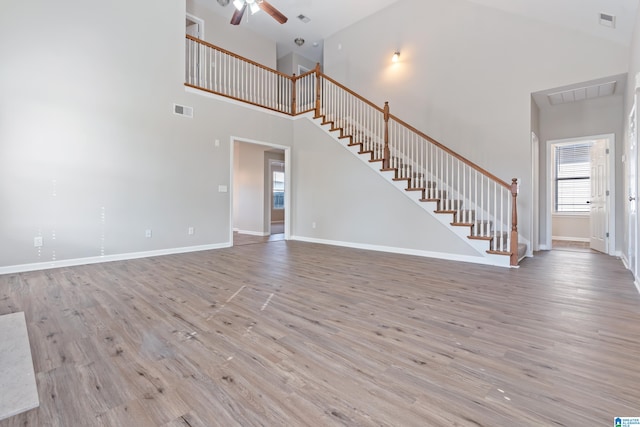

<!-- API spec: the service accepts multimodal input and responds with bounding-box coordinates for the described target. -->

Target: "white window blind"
[555,143,591,212]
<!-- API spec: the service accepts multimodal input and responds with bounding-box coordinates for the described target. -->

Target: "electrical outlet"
[145,229,152,238]
[188,227,194,235]
[312,222,316,229]
[34,236,43,247]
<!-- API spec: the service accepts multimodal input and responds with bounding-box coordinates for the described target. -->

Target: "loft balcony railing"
[185,35,520,266]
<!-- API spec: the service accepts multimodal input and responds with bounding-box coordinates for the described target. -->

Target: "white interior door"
[590,139,608,253]
[629,103,638,277]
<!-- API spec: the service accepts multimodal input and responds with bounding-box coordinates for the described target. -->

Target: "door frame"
[268,159,285,232]
[627,100,638,283]
[229,136,291,243]
[186,13,204,39]
[545,134,616,255]
[531,131,540,252]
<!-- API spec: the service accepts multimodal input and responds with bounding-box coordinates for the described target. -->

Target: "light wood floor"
[552,240,593,253]
[1,242,639,426]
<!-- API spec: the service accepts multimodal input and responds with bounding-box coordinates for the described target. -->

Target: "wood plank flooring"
[0,241,639,426]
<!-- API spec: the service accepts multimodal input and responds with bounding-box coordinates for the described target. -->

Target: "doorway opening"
[230,138,290,246]
[546,135,615,254]
[270,160,285,235]
[185,14,204,85]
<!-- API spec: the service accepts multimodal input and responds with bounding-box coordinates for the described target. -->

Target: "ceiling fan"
[228,0,288,26]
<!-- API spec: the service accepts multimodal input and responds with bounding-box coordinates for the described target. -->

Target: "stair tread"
[487,250,511,256]
[468,235,493,241]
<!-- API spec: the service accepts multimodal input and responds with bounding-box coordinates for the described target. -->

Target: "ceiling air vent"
[173,103,193,118]
[297,14,311,23]
[599,13,616,28]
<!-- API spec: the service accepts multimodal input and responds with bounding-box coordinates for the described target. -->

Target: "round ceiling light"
[294,38,305,46]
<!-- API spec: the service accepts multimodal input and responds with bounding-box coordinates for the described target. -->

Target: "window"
[554,142,591,213]
[272,171,284,209]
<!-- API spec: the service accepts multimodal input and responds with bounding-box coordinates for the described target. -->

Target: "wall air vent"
[297,14,311,23]
[173,103,193,118]
[599,13,616,28]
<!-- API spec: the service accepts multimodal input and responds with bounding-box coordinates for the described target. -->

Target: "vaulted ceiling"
[194,0,638,65]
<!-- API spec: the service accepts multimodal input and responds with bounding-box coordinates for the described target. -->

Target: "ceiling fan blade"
[230,3,247,25]
[258,0,288,24]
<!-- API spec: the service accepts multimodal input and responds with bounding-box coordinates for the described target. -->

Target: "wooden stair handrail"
[387,112,511,190]
[317,72,385,114]
[186,35,292,80]
[185,36,520,264]
[292,68,316,81]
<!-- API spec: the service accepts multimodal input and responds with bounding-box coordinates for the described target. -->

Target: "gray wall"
[323,0,631,248]
[0,0,290,269]
[233,142,269,235]
[277,53,318,75]
[291,119,480,258]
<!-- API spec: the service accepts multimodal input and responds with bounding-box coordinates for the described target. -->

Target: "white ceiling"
[193,0,638,65]
[194,0,403,63]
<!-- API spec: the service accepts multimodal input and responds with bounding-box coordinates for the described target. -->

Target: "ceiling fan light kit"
[230,0,288,26]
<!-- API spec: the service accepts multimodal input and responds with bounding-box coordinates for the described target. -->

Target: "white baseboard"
[290,235,513,268]
[552,236,590,242]
[235,229,270,237]
[0,242,232,275]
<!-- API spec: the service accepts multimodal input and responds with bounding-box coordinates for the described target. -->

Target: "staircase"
[312,112,523,267]
[185,35,525,267]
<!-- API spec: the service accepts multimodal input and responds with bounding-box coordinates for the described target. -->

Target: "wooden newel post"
[314,63,321,118]
[291,74,297,116]
[510,178,519,266]
[383,102,390,169]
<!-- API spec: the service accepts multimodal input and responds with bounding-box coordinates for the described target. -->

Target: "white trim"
[531,131,539,255]
[290,236,515,268]
[546,134,616,255]
[552,236,590,242]
[297,65,311,75]
[185,13,204,39]
[0,243,231,275]
[235,230,270,237]
[230,136,291,245]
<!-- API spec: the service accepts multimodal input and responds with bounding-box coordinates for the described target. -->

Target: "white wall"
[323,0,631,248]
[552,215,590,241]
[538,96,624,250]
[0,0,291,270]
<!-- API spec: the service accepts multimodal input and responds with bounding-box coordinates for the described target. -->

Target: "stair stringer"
[306,114,513,267]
